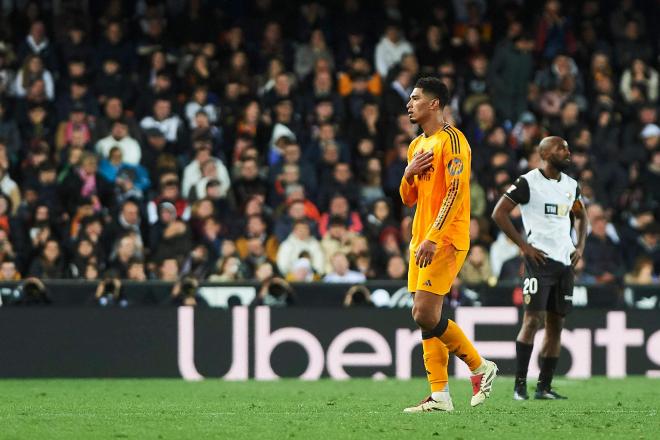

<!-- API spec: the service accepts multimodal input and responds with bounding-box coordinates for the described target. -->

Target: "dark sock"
[537,357,559,390]
[515,341,534,381]
[421,317,449,340]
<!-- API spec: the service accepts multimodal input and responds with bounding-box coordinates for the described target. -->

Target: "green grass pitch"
[2,377,658,439]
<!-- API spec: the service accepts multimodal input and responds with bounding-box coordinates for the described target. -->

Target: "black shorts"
[522,258,574,316]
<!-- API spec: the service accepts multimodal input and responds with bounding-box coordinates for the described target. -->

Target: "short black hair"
[414,77,449,108]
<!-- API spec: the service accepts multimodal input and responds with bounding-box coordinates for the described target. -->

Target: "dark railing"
[1,280,658,309]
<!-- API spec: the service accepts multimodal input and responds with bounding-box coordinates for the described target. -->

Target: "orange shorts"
[408,244,468,295]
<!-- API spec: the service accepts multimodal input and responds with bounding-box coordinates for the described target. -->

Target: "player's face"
[407,88,435,124]
[549,141,572,171]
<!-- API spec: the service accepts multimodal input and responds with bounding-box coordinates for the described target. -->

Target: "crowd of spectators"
[0,0,658,297]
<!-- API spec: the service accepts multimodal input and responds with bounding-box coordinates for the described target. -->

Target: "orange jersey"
[399,123,471,251]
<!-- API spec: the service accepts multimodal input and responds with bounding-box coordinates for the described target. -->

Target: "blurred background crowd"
[0,0,658,298]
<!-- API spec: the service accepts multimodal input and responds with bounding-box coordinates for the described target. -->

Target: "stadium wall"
[1,307,659,379]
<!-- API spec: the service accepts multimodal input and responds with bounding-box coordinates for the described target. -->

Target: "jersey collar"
[538,168,561,182]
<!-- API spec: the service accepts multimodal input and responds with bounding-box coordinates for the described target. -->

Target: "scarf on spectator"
[78,169,96,197]
[78,168,101,211]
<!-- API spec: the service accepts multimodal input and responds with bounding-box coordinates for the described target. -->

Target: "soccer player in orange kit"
[400,77,497,413]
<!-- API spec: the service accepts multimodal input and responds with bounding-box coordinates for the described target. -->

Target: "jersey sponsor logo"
[447,158,463,176]
[423,280,432,287]
[544,203,570,216]
[420,164,435,181]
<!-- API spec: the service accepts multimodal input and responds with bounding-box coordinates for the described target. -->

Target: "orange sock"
[438,319,482,371]
[422,337,449,392]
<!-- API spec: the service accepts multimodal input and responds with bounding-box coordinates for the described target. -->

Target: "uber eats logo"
[545,203,569,216]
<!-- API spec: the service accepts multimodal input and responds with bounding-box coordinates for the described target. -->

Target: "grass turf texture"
[2,377,658,440]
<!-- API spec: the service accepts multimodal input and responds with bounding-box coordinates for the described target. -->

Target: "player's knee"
[523,313,544,332]
[412,307,437,331]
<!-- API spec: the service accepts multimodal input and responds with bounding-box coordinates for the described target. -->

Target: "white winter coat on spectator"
[13,69,54,100]
[489,232,521,278]
[96,135,142,165]
[139,115,183,143]
[374,36,413,77]
[181,157,230,199]
[277,234,325,276]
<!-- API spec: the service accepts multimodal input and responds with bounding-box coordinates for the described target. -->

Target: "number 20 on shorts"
[523,277,538,294]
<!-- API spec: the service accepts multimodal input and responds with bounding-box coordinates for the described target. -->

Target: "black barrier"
[1,307,659,378]
[1,281,658,309]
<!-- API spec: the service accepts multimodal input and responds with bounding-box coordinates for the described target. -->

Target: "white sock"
[431,386,451,402]
[471,358,488,375]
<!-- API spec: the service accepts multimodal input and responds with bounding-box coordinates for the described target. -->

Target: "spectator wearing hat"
[181,134,230,200]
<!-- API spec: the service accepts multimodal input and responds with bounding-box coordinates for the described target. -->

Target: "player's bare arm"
[570,199,589,267]
[492,196,548,266]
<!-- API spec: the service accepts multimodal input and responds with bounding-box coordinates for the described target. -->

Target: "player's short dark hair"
[414,77,449,108]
